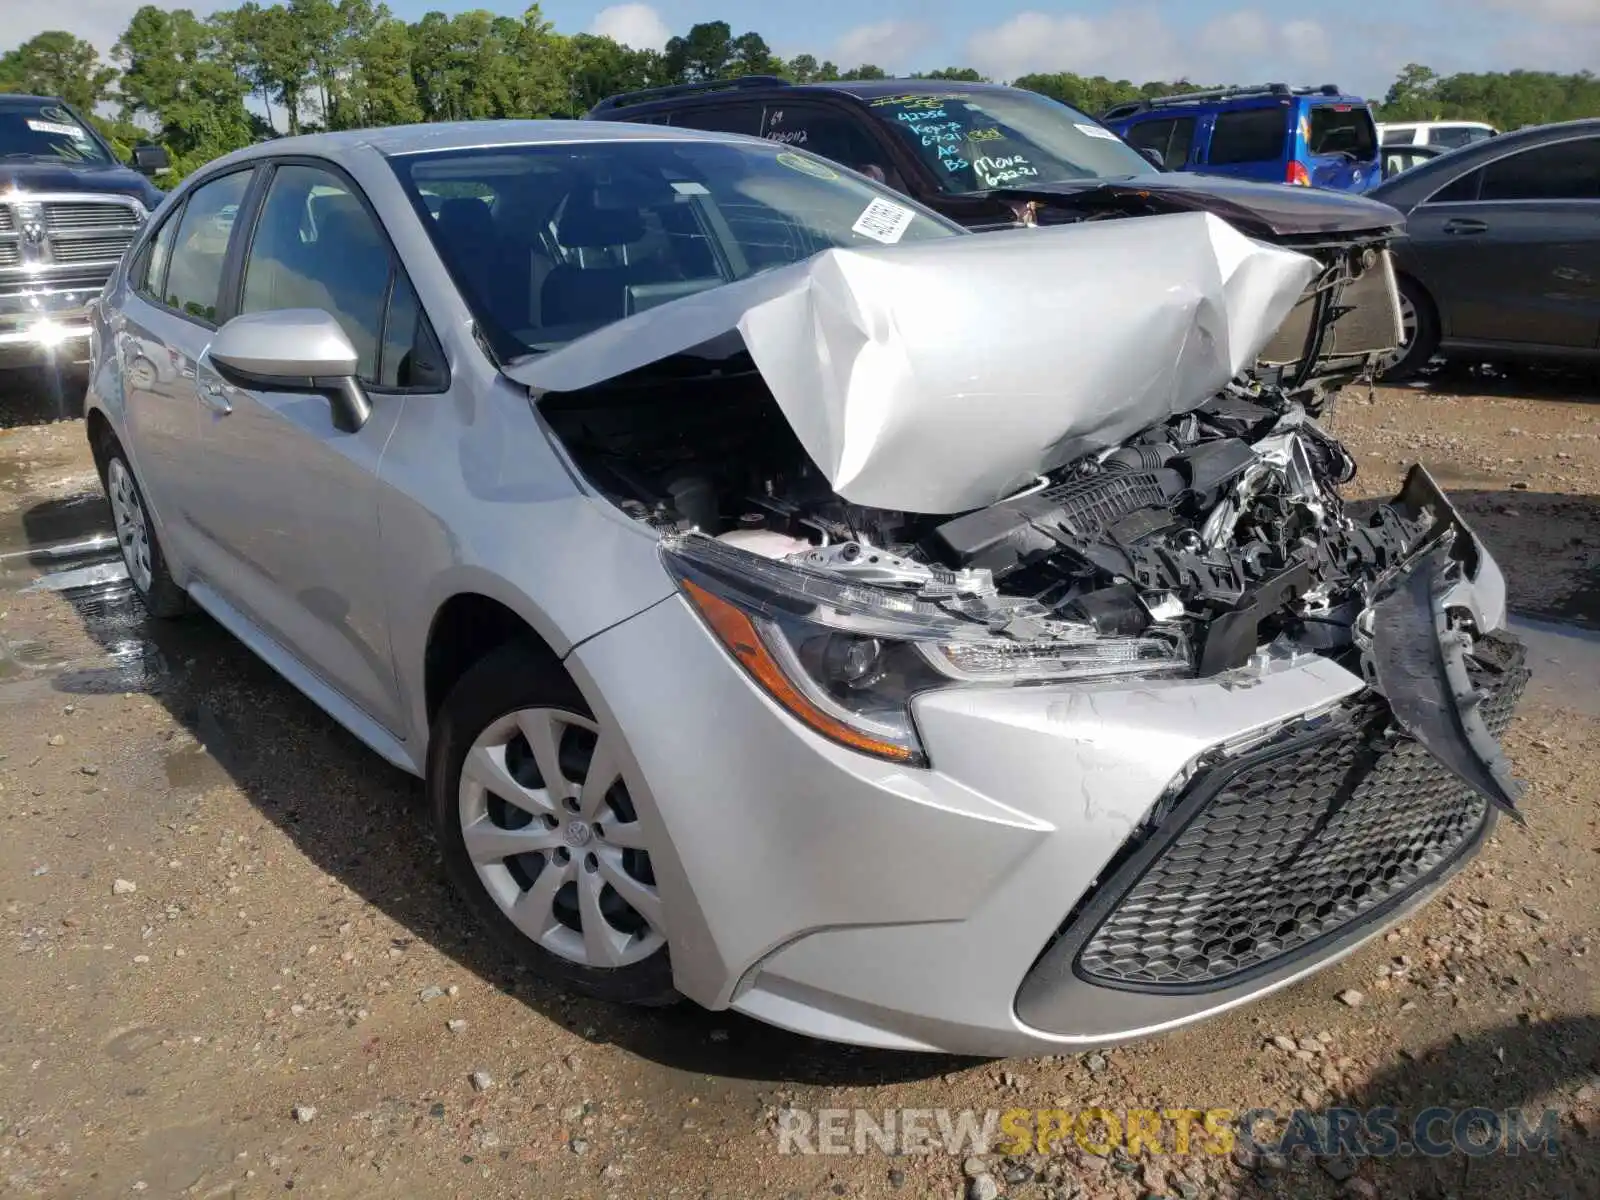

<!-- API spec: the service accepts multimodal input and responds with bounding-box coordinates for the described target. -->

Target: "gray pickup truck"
[0,94,167,370]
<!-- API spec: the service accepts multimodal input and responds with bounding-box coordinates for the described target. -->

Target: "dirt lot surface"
[2,365,1596,1200]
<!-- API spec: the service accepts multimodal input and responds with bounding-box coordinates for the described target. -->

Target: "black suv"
[588,77,1408,396]
[0,94,168,370]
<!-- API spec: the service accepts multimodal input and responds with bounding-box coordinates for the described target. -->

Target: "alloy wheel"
[107,458,154,594]
[457,707,665,969]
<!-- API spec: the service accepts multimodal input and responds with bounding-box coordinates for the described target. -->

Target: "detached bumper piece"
[1035,636,1527,994]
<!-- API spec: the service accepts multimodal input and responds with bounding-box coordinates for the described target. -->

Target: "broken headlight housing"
[662,536,1190,766]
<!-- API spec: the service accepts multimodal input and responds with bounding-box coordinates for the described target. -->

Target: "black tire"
[1379,275,1441,383]
[98,432,189,619]
[427,641,677,1006]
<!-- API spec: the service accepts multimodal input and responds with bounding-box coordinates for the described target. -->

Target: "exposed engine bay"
[531,209,1520,817]
[547,363,1421,678]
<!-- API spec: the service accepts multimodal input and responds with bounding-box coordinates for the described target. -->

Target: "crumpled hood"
[994,175,1403,240]
[511,211,1317,514]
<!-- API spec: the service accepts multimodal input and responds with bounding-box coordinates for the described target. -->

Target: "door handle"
[198,377,233,415]
[1442,218,1488,236]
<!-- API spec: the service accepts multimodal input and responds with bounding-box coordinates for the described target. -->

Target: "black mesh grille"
[1074,641,1528,991]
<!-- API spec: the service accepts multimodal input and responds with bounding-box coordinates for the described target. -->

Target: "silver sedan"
[84,120,1523,1056]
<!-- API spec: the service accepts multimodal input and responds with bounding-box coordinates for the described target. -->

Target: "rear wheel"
[1377,275,1440,382]
[428,642,676,1005]
[102,441,188,619]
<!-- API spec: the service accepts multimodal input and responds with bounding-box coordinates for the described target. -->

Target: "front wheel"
[427,642,676,1005]
[102,443,188,618]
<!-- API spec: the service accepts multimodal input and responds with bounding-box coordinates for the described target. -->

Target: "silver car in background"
[83,121,1525,1056]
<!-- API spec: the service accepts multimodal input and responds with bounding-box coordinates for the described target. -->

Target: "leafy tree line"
[1,9,1596,178]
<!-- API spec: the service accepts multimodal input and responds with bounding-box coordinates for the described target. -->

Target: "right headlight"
[662,536,1190,767]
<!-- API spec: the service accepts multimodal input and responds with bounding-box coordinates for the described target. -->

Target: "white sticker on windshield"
[671,181,709,195]
[851,197,915,245]
[1075,123,1121,141]
[27,119,87,138]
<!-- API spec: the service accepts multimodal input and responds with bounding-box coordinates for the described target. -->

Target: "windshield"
[0,102,112,166]
[863,89,1156,194]
[390,138,961,361]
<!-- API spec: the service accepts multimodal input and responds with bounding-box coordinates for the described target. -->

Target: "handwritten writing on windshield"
[894,110,970,171]
[871,94,959,109]
[764,130,809,146]
[973,154,1040,187]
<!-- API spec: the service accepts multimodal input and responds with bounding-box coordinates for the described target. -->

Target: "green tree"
[0,31,119,111]
[339,1,421,127]
[662,20,733,82]
[918,67,985,82]
[729,31,779,76]
[566,33,659,114]
[783,54,839,83]
[224,2,309,134]
[840,64,887,81]
[114,6,255,172]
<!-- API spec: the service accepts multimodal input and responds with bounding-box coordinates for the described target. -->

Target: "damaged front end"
[523,211,1524,817]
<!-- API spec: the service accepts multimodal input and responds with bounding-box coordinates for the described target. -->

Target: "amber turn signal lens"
[680,579,918,763]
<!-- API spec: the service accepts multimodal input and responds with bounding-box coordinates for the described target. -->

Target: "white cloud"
[831,19,934,70]
[589,3,671,52]
[1485,0,1600,21]
[966,8,1343,87]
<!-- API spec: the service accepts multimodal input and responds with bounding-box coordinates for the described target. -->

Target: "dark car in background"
[1369,118,1600,380]
[1382,142,1449,180]
[1102,83,1382,193]
[588,77,1406,398]
[0,94,169,372]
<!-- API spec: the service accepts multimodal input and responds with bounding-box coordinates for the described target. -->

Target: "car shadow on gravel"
[1395,361,1600,404]
[1305,1014,1600,1199]
[34,563,974,1088]
[0,364,88,429]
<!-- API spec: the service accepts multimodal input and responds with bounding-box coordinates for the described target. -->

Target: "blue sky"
[15,0,1600,98]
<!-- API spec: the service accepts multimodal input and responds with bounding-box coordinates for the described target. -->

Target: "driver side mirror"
[132,144,171,177]
[209,309,371,432]
[1137,146,1166,170]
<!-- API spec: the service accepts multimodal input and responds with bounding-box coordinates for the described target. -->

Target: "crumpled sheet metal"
[511,211,1318,514]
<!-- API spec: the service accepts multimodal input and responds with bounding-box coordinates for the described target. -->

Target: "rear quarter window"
[1208,107,1289,165]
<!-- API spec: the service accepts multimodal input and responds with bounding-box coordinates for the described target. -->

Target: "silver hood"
[509,211,1317,515]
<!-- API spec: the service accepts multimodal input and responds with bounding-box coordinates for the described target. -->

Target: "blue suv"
[1102,83,1381,193]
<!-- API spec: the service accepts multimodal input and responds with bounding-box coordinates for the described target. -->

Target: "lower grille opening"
[1063,634,1528,993]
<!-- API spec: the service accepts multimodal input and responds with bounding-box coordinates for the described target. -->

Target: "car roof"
[594,77,1039,116]
[0,93,67,107]
[192,118,760,171]
[1381,119,1494,129]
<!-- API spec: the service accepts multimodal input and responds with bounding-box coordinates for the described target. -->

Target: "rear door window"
[133,207,180,302]
[160,170,252,324]
[1477,138,1600,201]
[1208,108,1288,165]
[1308,105,1376,160]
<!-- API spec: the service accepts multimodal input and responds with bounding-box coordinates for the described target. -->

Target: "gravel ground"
[1,365,1596,1199]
